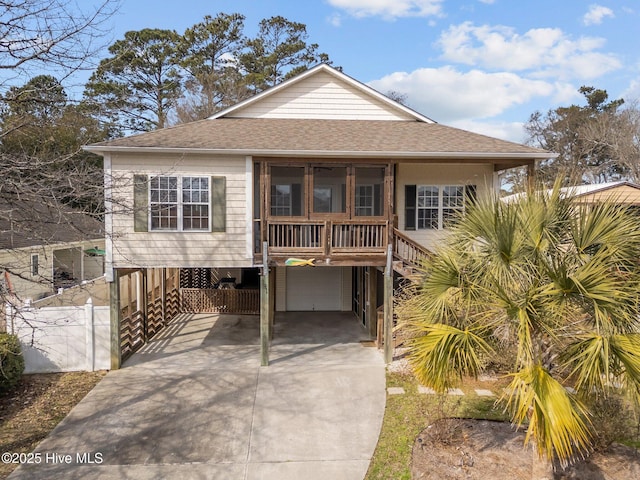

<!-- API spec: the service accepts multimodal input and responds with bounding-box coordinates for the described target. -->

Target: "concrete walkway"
[10,312,386,480]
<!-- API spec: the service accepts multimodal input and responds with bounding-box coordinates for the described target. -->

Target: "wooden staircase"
[392,228,431,278]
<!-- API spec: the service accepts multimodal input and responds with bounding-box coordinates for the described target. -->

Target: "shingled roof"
[86,64,553,163]
[86,118,549,160]
[0,199,104,250]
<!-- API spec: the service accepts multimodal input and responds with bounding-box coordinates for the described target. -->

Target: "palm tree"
[398,183,640,467]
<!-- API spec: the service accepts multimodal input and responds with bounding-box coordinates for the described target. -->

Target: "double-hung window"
[417,186,439,229]
[406,184,474,230]
[149,176,210,231]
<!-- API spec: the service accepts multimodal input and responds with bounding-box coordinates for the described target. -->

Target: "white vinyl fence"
[5,298,110,373]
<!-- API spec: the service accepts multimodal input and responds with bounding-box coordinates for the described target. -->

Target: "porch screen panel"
[270,166,304,216]
[313,167,347,213]
[355,167,384,216]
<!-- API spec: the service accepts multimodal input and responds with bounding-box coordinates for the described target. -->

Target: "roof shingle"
[0,199,104,250]
[87,118,549,159]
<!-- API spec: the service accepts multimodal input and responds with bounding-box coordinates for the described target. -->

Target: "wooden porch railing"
[181,288,260,314]
[268,221,326,252]
[265,220,388,256]
[331,222,387,251]
[393,228,431,268]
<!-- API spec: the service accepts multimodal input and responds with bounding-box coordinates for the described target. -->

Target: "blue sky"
[91,1,639,142]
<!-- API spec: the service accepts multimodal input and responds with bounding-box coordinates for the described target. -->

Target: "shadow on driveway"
[10,312,386,480]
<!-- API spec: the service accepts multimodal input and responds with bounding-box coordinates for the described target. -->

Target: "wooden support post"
[161,268,166,326]
[109,272,121,370]
[269,266,275,339]
[384,244,393,364]
[141,269,148,343]
[367,266,378,338]
[260,242,270,366]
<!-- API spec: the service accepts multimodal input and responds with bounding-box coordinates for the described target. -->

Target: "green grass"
[364,371,509,480]
[620,439,640,448]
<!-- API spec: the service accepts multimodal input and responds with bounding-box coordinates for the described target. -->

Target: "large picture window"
[149,176,210,231]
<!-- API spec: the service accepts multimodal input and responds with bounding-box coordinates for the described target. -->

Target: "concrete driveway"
[10,312,386,480]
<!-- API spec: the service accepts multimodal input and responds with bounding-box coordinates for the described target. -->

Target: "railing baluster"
[268,220,387,253]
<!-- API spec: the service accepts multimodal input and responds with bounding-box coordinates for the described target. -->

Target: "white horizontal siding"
[110,153,252,268]
[232,71,414,121]
[396,163,495,251]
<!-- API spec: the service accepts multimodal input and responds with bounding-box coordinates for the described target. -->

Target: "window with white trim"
[31,254,39,276]
[416,185,466,230]
[149,176,210,231]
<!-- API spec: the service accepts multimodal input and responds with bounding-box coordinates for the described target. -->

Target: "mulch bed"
[0,371,106,479]
[411,418,640,480]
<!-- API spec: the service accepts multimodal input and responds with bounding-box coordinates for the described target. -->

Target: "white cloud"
[478,0,496,4]
[450,119,528,144]
[583,4,615,26]
[327,13,343,27]
[437,22,621,80]
[368,66,555,123]
[623,78,640,102]
[326,0,443,19]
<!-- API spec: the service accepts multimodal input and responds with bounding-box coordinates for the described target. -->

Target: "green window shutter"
[211,176,226,232]
[404,185,416,230]
[133,174,148,232]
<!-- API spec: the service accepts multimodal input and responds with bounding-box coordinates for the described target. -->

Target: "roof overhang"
[84,145,554,163]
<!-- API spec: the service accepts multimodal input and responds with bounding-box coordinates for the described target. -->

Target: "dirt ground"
[0,371,106,479]
[412,418,640,480]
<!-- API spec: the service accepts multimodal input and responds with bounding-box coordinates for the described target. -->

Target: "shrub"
[0,333,24,394]
[587,394,635,451]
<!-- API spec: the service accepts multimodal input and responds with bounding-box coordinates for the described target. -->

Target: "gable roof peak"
[209,63,435,123]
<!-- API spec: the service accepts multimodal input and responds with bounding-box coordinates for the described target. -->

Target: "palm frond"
[503,364,592,467]
[563,334,610,394]
[571,201,640,264]
[408,323,493,393]
[568,257,639,333]
[610,334,640,395]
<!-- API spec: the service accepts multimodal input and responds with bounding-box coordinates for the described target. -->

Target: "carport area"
[10,312,386,480]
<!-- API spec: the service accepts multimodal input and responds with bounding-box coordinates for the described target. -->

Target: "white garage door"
[286,267,343,311]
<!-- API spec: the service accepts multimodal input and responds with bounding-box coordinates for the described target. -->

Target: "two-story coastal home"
[86,64,551,366]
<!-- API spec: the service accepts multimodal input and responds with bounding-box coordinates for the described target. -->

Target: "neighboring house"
[85,64,552,366]
[503,181,640,205]
[0,199,105,304]
[561,181,640,205]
